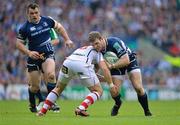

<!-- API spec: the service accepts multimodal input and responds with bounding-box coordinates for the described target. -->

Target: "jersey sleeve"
[16,26,27,44]
[46,16,55,28]
[113,39,127,58]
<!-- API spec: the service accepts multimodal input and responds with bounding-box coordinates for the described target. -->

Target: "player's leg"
[37,62,72,116]
[75,64,103,117]
[42,58,56,93]
[129,69,152,116]
[75,84,103,117]
[37,81,67,116]
[110,76,123,116]
[42,57,60,112]
[27,70,41,113]
[35,75,45,111]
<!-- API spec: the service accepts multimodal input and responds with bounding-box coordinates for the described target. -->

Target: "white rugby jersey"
[67,46,104,65]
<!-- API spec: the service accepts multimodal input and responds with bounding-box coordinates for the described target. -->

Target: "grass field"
[0,100,180,125]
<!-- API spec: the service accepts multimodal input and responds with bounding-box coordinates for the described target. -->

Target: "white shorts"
[58,59,100,87]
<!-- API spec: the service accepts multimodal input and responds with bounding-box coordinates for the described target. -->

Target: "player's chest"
[28,22,50,37]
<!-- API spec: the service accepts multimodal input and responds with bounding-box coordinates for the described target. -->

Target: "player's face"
[92,38,105,52]
[27,8,40,23]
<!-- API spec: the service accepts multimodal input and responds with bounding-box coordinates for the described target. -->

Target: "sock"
[41,91,58,114]
[28,88,36,107]
[79,92,100,110]
[47,82,56,93]
[35,89,44,103]
[112,94,122,106]
[138,92,149,112]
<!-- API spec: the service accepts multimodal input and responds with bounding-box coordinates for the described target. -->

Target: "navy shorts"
[110,53,140,75]
[27,53,55,72]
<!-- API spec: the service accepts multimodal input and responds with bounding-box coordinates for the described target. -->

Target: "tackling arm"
[98,61,114,87]
[109,53,130,69]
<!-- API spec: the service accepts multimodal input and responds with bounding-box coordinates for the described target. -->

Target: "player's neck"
[28,17,41,24]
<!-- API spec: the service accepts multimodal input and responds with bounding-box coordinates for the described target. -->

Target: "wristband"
[109,83,114,88]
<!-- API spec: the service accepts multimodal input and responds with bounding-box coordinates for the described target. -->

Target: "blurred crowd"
[0,0,179,90]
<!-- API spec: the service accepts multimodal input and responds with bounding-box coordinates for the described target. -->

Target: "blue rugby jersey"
[17,16,55,54]
[102,37,132,58]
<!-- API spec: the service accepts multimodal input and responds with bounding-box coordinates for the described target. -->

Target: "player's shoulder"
[107,37,123,43]
[18,21,29,32]
[107,37,125,46]
[42,16,54,21]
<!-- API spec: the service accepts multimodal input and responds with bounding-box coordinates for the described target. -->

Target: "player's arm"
[16,39,30,56]
[109,53,130,69]
[16,39,40,59]
[108,40,130,69]
[98,60,118,96]
[98,60,114,87]
[53,20,74,48]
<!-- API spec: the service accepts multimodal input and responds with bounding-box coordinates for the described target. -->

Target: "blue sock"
[35,89,44,102]
[28,88,36,107]
[47,82,56,93]
[113,94,122,106]
[138,92,149,112]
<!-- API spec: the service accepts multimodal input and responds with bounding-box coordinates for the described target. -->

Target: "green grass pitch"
[0,100,180,125]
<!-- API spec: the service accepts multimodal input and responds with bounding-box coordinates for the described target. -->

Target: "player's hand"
[110,85,118,97]
[28,51,40,60]
[65,40,74,49]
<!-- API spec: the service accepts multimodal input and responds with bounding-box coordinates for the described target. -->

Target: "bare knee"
[29,85,40,93]
[135,87,145,96]
[47,72,56,81]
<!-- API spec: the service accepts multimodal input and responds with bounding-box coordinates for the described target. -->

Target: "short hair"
[88,31,102,43]
[26,3,39,13]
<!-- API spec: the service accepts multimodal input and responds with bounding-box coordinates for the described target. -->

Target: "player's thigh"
[128,69,144,94]
[57,60,74,85]
[79,65,100,88]
[42,58,56,76]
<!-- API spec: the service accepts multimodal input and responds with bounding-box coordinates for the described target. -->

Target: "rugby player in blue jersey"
[16,3,74,113]
[88,31,152,116]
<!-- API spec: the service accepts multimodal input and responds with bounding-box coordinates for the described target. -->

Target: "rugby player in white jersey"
[37,46,117,117]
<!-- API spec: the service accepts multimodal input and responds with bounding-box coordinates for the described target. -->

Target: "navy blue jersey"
[17,16,55,54]
[102,37,139,75]
[102,37,132,58]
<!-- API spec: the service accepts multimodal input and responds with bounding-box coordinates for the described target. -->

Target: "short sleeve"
[17,27,27,43]
[46,16,55,28]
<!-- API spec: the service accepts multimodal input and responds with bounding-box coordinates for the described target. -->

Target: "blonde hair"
[88,31,103,43]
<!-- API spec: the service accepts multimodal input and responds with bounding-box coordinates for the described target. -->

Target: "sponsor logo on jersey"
[30,26,36,31]
[37,26,43,30]
[43,22,48,27]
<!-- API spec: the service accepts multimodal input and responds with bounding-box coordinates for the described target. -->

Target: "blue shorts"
[110,53,140,75]
[27,53,55,72]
